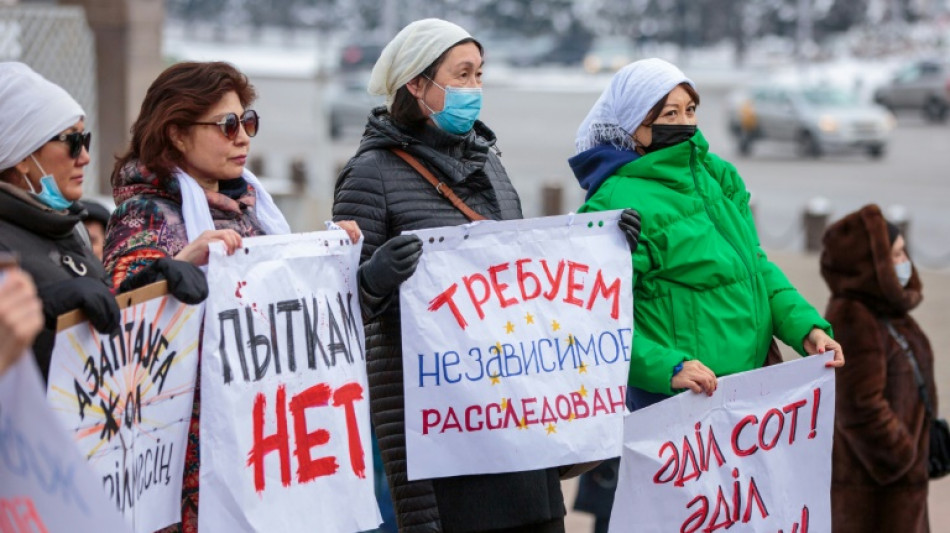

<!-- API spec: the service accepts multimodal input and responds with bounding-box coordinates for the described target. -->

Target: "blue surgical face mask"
[895,260,913,287]
[25,155,73,210]
[422,77,482,135]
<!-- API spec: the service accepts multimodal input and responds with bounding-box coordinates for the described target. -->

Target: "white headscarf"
[174,167,291,245]
[574,58,694,153]
[368,18,473,109]
[0,62,85,171]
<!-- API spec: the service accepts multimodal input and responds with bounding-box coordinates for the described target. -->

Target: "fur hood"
[820,204,922,317]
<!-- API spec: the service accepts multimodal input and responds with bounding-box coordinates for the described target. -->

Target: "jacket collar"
[357,106,499,184]
[611,129,709,189]
[0,181,83,238]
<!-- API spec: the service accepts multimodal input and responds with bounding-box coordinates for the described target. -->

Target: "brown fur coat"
[820,204,936,533]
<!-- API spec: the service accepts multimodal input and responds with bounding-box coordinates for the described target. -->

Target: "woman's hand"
[0,268,43,375]
[174,229,242,266]
[803,327,845,368]
[672,359,718,396]
[335,220,362,244]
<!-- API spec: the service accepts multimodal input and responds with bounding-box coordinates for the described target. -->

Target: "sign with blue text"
[609,353,836,533]
[3,354,129,533]
[47,283,200,533]
[401,211,633,480]
[199,232,380,533]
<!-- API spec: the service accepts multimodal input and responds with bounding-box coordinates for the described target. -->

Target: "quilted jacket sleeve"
[715,159,832,353]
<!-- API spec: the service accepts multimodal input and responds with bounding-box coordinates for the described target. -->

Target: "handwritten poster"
[609,352,836,533]
[46,282,201,533]
[2,354,129,533]
[199,232,380,533]
[400,211,633,480]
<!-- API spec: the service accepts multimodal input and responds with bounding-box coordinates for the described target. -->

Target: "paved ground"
[562,248,950,532]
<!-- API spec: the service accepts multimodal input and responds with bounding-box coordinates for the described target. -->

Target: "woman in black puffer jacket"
[333,18,565,533]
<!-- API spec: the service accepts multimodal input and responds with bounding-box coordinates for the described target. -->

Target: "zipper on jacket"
[687,143,760,326]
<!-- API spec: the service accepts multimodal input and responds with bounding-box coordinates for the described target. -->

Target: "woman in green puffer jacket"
[572,58,845,407]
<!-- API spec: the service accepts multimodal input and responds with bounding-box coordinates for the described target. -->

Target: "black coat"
[0,183,108,378]
[333,108,565,532]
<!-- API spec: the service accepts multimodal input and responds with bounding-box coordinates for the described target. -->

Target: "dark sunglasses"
[49,131,92,159]
[191,110,259,139]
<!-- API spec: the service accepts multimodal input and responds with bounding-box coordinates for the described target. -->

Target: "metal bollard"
[290,159,307,193]
[802,196,831,253]
[541,184,563,216]
[247,156,265,176]
[885,204,911,254]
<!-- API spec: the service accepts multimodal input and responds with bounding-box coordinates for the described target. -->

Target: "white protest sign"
[2,354,130,533]
[199,232,380,533]
[46,282,200,533]
[610,352,836,533]
[400,211,633,480]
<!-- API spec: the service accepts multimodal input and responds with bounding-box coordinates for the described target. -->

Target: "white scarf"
[174,167,291,243]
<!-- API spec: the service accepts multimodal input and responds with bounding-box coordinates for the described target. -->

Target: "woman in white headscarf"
[0,62,206,381]
[570,56,846,531]
[573,58,844,402]
[332,18,644,533]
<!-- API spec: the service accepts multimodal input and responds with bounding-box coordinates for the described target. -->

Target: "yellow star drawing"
[490,373,501,385]
[567,334,575,346]
[567,412,576,422]
[546,423,557,435]
[505,321,515,334]
[495,341,503,353]
[518,417,528,429]
[578,362,588,374]
[501,398,508,409]
[578,384,588,398]
[525,312,535,324]
[551,319,561,332]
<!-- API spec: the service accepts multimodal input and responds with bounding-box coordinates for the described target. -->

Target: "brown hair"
[389,38,482,128]
[113,61,257,185]
[642,82,701,125]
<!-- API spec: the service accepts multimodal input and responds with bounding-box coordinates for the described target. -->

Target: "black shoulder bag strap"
[884,320,935,420]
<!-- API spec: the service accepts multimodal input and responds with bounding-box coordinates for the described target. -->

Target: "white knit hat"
[368,18,473,109]
[0,62,85,171]
[575,58,694,153]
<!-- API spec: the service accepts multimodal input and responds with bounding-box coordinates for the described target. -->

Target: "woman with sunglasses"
[103,61,358,533]
[0,62,206,381]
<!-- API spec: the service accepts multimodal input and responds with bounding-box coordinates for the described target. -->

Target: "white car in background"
[728,84,896,159]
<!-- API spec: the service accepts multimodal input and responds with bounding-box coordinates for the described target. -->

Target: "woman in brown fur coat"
[821,204,937,532]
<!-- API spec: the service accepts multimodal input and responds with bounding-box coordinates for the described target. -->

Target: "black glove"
[39,277,120,333]
[618,208,642,253]
[118,258,209,305]
[359,235,423,297]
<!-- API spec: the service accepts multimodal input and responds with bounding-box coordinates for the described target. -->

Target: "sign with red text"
[400,212,633,480]
[609,352,836,533]
[2,354,130,533]
[199,232,380,533]
[47,284,200,533]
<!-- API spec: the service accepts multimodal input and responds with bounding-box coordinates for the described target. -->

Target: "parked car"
[582,36,638,74]
[873,59,950,122]
[727,84,896,159]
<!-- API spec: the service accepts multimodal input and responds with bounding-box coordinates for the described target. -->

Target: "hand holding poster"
[46,282,201,533]
[2,354,129,533]
[400,212,633,480]
[609,353,836,533]
[198,232,380,533]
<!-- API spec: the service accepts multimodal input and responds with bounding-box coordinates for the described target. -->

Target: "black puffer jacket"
[333,108,565,532]
[0,182,108,377]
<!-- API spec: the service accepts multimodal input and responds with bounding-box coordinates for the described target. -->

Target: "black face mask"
[643,124,697,153]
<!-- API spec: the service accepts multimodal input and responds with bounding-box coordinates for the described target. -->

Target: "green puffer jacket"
[578,130,831,395]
